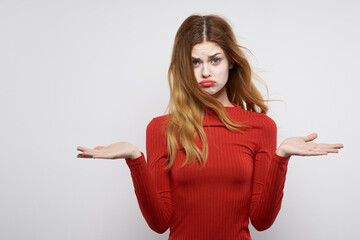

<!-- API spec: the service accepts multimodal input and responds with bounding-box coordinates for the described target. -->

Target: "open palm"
[77,141,138,159]
[277,133,344,157]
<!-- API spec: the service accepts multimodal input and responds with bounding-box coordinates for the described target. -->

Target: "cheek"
[216,67,229,79]
[193,68,201,80]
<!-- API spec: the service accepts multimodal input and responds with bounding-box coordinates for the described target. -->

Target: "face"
[191,41,233,99]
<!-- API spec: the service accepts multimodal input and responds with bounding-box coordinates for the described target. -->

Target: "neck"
[212,86,233,107]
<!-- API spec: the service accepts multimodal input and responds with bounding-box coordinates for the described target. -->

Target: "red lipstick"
[200,80,215,86]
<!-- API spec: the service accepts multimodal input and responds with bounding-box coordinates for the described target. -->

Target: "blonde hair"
[164,14,269,171]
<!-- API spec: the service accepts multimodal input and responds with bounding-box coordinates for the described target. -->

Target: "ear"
[229,62,234,69]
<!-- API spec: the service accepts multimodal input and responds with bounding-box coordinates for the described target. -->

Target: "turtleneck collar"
[203,102,243,127]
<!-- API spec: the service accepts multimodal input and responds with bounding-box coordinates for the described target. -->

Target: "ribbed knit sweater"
[125,102,291,240]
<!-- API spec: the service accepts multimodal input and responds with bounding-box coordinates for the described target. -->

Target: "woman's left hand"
[275,133,344,157]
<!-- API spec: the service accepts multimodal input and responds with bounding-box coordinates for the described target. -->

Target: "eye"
[211,57,221,64]
[192,60,200,66]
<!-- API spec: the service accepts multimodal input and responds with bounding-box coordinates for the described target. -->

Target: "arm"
[125,118,172,233]
[249,118,291,231]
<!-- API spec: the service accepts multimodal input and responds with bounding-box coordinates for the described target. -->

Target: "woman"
[77,14,343,239]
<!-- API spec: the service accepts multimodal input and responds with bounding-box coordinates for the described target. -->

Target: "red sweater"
[125,102,291,240]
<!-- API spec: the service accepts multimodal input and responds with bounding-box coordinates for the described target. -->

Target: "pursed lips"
[199,80,216,86]
[199,80,215,84]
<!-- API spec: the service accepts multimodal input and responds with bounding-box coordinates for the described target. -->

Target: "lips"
[200,80,216,86]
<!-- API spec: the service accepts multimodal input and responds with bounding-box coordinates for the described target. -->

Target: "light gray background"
[1,0,359,239]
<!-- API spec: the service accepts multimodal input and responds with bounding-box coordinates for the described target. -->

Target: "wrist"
[129,148,142,159]
[276,147,290,157]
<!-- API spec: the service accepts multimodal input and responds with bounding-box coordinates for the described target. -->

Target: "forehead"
[191,41,224,57]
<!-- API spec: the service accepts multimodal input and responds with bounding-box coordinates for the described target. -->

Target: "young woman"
[77,14,344,240]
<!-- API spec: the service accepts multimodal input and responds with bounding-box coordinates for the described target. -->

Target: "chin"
[199,81,226,96]
[207,91,222,97]
[202,87,219,95]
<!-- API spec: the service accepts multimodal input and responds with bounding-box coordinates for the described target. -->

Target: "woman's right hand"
[76,142,142,160]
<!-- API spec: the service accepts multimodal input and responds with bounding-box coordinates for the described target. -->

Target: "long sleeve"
[125,117,172,233]
[249,117,291,231]
[123,104,291,239]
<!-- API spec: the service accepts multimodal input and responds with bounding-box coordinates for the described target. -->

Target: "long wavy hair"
[164,14,270,171]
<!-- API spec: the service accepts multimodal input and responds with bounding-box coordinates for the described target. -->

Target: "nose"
[201,64,211,79]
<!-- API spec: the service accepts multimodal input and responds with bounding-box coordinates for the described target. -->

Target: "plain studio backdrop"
[0,0,359,239]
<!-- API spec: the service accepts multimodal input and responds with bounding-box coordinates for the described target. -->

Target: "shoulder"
[243,112,279,152]
[254,112,277,129]
[237,108,277,129]
[145,115,169,159]
[148,114,169,128]
[252,114,278,151]
[239,110,278,137]
[146,114,170,137]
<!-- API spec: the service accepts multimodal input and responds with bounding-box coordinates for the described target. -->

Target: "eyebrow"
[191,53,221,60]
